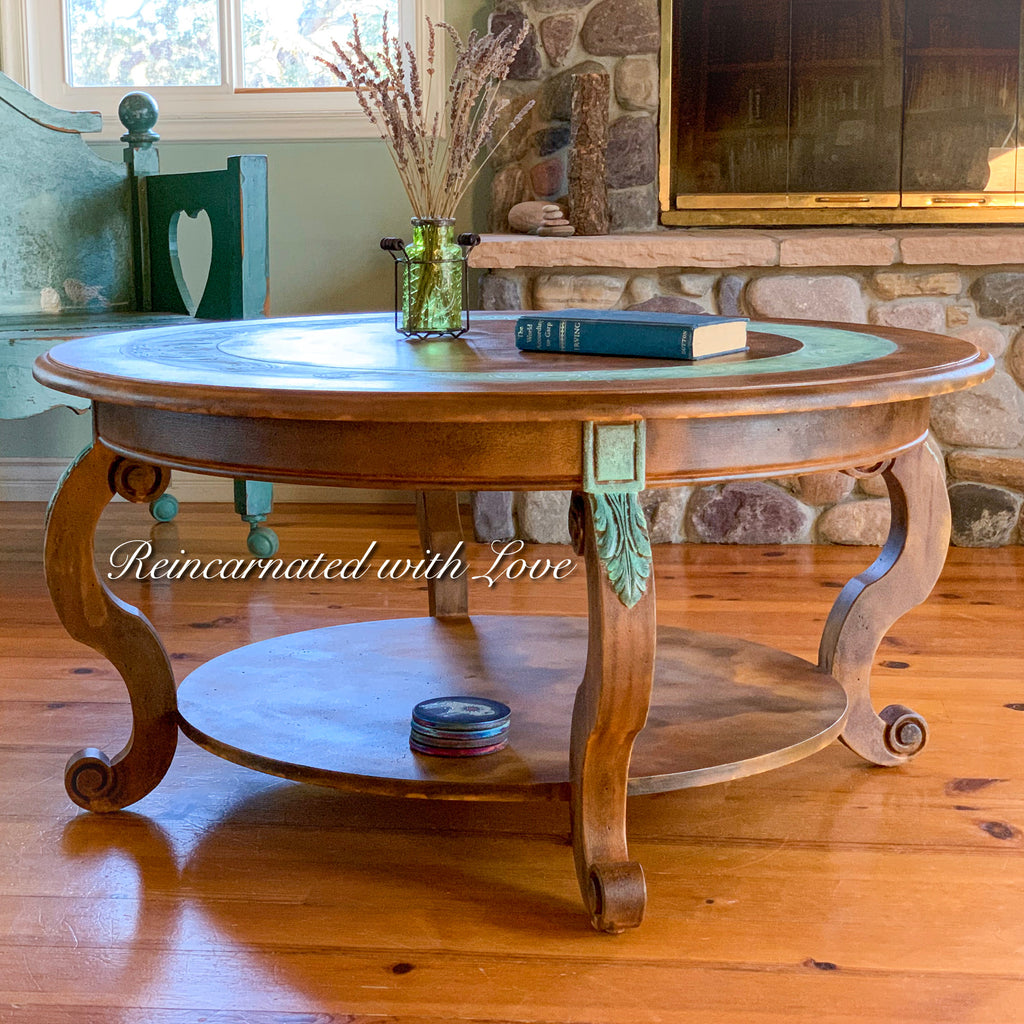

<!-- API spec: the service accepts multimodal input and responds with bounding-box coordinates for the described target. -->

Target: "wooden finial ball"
[118,91,160,143]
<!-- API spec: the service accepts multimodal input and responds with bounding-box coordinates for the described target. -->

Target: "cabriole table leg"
[44,441,179,811]
[819,440,949,766]
[568,491,655,932]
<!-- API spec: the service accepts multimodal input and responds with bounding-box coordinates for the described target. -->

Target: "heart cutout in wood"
[168,208,213,316]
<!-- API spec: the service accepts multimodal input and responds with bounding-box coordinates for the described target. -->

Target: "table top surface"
[34,312,992,422]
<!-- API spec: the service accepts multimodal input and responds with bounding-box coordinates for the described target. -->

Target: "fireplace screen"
[660,0,1024,224]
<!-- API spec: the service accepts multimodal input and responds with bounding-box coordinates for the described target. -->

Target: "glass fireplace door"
[669,0,904,210]
[671,0,791,205]
[661,0,1024,223]
[786,0,904,208]
[901,0,1021,208]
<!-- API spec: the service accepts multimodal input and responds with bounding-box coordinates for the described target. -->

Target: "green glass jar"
[402,217,463,334]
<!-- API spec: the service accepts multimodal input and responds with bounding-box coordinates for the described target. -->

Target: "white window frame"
[0,0,444,141]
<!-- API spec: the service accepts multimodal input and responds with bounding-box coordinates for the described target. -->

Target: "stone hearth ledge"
[469,229,1024,271]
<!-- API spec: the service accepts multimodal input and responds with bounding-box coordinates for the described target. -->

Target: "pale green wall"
[3,0,489,458]
[112,137,486,318]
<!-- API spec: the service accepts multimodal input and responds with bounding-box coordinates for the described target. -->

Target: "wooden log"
[568,72,610,236]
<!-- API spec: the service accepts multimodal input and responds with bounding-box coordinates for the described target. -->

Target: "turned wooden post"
[120,91,160,311]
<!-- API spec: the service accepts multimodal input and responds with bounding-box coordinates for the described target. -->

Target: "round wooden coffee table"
[35,312,991,932]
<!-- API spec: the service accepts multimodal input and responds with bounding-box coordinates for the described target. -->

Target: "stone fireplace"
[470,2,1024,548]
[487,0,1024,228]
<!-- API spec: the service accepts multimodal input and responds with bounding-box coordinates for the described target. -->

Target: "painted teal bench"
[0,72,277,554]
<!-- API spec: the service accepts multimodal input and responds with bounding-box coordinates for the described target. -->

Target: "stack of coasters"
[410,696,511,757]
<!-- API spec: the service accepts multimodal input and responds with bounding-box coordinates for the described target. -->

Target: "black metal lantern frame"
[380,232,481,339]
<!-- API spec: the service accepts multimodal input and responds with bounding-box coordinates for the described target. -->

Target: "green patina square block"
[583,421,646,494]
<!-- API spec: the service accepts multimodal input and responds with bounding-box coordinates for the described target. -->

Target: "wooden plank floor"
[0,500,1021,1024]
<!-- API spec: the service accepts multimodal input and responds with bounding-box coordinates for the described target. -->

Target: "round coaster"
[412,696,511,731]
[409,736,509,757]
[409,727,509,749]
[409,719,510,742]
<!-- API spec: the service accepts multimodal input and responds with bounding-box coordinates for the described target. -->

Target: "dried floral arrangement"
[316,16,534,219]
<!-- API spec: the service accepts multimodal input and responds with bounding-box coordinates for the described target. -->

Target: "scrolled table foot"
[65,748,116,809]
[820,441,947,767]
[66,743,179,814]
[586,860,647,934]
[841,702,930,766]
[879,704,929,757]
[148,492,179,523]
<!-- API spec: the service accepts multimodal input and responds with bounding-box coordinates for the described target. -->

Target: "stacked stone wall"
[487,0,661,233]
[476,262,1024,547]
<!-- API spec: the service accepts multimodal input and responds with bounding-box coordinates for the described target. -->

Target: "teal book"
[515,309,749,360]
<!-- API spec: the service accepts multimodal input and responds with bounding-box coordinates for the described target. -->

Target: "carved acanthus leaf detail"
[590,492,651,608]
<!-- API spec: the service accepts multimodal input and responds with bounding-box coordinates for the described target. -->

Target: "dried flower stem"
[316,15,534,219]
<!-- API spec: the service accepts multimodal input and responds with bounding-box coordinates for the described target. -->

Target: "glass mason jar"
[402,217,463,334]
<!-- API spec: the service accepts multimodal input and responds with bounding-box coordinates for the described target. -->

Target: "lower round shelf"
[176,615,848,801]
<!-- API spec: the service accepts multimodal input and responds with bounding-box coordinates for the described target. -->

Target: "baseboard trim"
[0,458,413,504]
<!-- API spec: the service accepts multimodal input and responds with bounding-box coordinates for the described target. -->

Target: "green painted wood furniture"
[0,71,277,554]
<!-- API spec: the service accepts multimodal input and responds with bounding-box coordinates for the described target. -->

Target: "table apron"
[94,400,932,489]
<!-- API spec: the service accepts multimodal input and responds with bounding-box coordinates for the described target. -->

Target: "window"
[1,0,443,140]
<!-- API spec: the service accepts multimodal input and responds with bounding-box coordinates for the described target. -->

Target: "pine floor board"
[0,501,1022,1023]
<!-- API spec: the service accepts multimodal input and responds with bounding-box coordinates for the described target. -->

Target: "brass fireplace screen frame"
[659,0,1024,225]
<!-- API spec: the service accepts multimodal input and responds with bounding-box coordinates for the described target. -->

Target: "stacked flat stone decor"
[472,230,1024,549]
